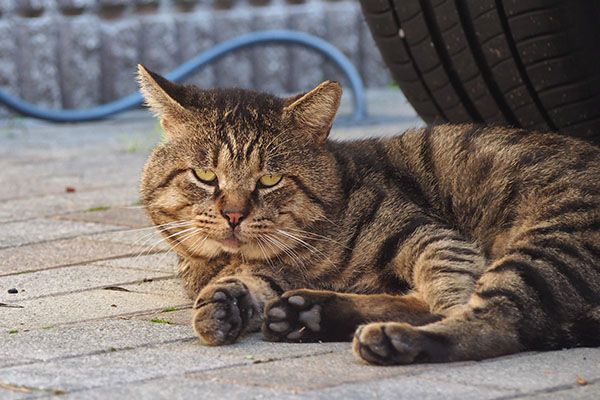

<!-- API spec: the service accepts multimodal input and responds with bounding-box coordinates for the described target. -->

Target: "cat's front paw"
[262,289,353,342]
[352,322,449,365]
[193,279,256,345]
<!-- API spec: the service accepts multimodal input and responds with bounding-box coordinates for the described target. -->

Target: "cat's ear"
[283,81,342,143]
[137,64,191,138]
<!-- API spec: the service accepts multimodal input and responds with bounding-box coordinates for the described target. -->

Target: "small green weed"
[149,318,174,325]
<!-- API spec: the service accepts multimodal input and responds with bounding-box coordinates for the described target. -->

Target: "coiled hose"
[0,30,367,123]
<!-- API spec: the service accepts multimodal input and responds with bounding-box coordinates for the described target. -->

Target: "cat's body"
[138,65,600,365]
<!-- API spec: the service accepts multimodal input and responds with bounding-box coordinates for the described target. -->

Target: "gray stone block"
[122,277,189,299]
[191,349,429,392]
[291,375,516,399]
[140,14,178,75]
[57,207,152,229]
[183,332,349,363]
[175,11,216,89]
[100,19,141,102]
[0,219,119,249]
[415,348,600,393]
[133,307,193,325]
[214,9,254,88]
[287,3,327,93]
[0,319,196,365]
[58,15,102,109]
[2,288,191,329]
[0,237,150,276]
[0,20,18,118]
[60,377,286,400]
[89,227,171,252]
[0,264,173,303]
[528,382,600,399]
[92,252,178,273]
[252,7,289,94]
[14,0,50,14]
[359,15,392,88]
[0,340,246,392]
[58,0,95,11]
[0,185,140,223]
[16,17,61,109]
[324,1,361,89]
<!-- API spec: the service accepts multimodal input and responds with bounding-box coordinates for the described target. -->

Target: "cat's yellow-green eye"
[259,174,282,188]
[194,169,217,183]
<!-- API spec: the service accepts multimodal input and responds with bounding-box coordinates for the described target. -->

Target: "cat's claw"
[262,290,327,342]
[193,279,254,345]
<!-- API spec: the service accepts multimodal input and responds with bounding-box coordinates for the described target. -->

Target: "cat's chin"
[219,236,244,252]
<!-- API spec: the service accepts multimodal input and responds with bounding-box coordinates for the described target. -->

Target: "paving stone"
[91,252,178,273]
[190,349,431,392]
[58,207,152,229]
[288,375,517,399]
[122,277,188,300]
[0,319,196,365]
[415,348,600,393]
[58,15,102,109]
[63,378,286,399]
[89,228,171,251]
[2,288,191,330]
[62,379,287,399]
[0,264,172,303]
[0,341,247,393]
[0,151,147,186]
[0,237,148,275]
[0,185,140,223]
[133,307,193,326]
[0,219,119,249]
[527,382,600,399]
[175,11,216,89]
[152,333,349,364]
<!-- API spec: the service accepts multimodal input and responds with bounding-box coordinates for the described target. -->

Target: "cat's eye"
[193,169,217,183]
[259,174,282,188]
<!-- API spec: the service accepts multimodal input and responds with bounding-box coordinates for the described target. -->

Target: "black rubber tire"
[359,0,600,140]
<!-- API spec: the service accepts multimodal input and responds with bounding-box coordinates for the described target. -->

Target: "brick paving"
[0,90,598,399]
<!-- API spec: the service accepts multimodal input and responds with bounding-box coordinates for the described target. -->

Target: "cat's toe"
[352,322,425,365]
[262,291,324,342]
[193,282,253,345]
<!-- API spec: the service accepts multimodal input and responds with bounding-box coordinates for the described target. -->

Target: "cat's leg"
[352,249,600,364]
[193,271,285,345]
[262,290,442,342]
[263,224,488,343]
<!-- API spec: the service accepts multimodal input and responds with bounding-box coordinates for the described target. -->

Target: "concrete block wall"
[0,0,391,118]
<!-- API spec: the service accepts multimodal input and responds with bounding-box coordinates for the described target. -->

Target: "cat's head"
[138,65,343,262]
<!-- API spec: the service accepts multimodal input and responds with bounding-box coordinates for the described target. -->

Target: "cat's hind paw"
[352,322,450,365]
[193,279,255,345]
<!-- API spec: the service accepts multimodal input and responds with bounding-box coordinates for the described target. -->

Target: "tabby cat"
[138,64,600,365]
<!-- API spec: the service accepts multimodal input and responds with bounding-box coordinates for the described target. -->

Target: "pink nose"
[222,210,246,227]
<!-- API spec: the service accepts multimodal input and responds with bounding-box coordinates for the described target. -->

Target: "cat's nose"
[222,210,246,228]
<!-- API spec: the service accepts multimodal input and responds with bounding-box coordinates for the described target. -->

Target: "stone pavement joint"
[1,91,598,399]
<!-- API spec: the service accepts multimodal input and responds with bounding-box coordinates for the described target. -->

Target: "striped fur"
[138,65,600,364]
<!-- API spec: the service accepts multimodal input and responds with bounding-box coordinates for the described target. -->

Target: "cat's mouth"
[219,234,245,250]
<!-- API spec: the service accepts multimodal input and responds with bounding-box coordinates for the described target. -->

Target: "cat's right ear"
[137,64,190,139]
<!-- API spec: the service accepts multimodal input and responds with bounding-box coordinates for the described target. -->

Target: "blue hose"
[0,30,367,123]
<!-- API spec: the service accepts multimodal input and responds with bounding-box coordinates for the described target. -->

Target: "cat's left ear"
[283,81,342,143]
[137,64,191,138]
